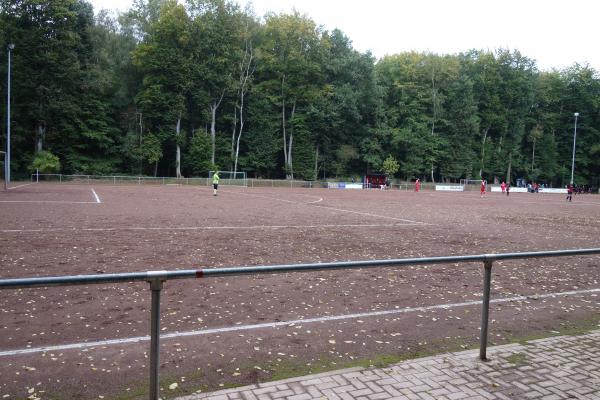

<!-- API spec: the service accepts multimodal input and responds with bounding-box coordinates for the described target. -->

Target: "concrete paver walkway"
[177,330,600,400]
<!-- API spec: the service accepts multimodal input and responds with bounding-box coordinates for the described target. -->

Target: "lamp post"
[570,112,579,185]
[6,43,14,184]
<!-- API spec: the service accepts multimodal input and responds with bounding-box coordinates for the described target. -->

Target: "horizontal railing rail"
[1,248,600,399]
[29,173,472,191]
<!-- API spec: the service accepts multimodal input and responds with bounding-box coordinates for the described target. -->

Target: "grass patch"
[111,386,147,400]
[506,316,600,346]
[505,352,528,365]
[110,317,600,399]
[239,338,479,384]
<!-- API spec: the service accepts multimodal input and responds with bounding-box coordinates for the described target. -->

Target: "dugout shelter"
[363,174,388,189]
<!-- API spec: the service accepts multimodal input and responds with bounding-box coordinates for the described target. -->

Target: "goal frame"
[208,170,248,187]
[460,179,484,191]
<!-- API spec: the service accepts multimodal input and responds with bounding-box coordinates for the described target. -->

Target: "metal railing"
[31,173,323,189]
[31,173,237,187]
[28,173,422,190]
[1,248,600,399]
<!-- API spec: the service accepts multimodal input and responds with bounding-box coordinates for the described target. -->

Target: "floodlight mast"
[6,43,14,185]
[570,112,579,185]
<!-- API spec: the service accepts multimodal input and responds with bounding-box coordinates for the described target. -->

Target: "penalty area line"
[91,188,101,203]
[313,203,429,224]
[7,182,36,190]
[0,287,598,357]
[225,190,428,225]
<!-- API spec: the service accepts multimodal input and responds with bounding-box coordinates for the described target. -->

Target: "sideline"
[1,287,598,357]
[0,200,99,204]
[0,222,422,233]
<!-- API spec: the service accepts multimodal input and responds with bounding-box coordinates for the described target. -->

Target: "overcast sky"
[89,0,599,71]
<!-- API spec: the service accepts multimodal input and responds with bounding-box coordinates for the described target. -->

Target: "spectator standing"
[415,178,421,192]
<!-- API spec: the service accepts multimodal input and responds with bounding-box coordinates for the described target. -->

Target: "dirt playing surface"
[0,183,599,399]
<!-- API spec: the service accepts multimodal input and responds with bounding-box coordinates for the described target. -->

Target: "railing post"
[480,259,493,360]
[148,278,164,400]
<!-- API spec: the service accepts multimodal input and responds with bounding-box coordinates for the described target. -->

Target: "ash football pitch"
[1,183,599,399]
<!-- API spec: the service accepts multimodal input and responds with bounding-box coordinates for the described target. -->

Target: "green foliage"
[240,95,280,177]
[382,155,400,177]
[1,1,600,187]
[185,133,212,175]
[29,151,61,173]
[142,132,163,165]
[331,145,359,177]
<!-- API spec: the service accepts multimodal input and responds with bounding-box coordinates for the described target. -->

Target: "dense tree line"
[1,0,599,186]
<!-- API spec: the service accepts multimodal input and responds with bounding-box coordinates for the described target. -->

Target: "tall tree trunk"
[154,161,158,177]
[234,39,254,174]
[234,122,242,174]
[209,89,226,166]
[288,135,293,180]
[36,123,46,153]
[138,113,143,175]
[506,152,512,185]
[210,104,217,166]
[175,115,182,178]
[234,92,244,174]
[479,126,490,178]
[281,76,288,170]
[531,137,536,172]
[287,100,296,180]
[313,143,319,181]
[176,145,181,178]
[230,105,237,171]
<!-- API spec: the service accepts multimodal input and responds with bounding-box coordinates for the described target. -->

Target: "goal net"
[460,179,483,191]
[208,171,248,187]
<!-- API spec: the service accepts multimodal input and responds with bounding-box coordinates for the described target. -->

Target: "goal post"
[208,171,248,187]
[460,179,483,191]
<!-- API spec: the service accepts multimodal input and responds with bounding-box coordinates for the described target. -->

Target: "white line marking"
[313,203,428,224]
[428,192,600,207]
[91,188,101,203]
[0,223,422,234]
[227,190,428,224]
[7,182,36,190]
[0,287,597,357]
[0,200,98,204]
